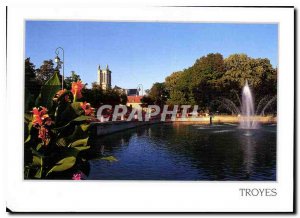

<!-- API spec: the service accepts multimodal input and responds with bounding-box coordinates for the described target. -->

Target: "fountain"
[214,80,276,130]
[239,80,258,129]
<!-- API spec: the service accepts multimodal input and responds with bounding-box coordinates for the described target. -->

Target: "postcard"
[5,5,295,213]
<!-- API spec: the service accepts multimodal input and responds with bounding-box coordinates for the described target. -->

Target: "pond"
[87,123,276,181]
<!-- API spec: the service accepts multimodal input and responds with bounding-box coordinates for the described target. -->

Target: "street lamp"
[55,47,64,89]
[137,84,143,96]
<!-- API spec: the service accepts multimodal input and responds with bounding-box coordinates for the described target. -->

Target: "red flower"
[53,89,71,103]
[80,102,95,116]
[38,126,50,146]
[31,106,53,146]
[71,80,84,100]
[32,107,42,126]
[32,107,51,127]
[72,173,82,180]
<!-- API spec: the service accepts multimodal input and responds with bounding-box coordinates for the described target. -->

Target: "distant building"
[113,86,140,96]
[97,64,111,90]
[98,65,140,96]
[126,89,139,96]
[113,85,126,94]
[127,96,143,109]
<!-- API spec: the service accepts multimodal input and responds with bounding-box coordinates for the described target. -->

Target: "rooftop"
[127,96,143,103]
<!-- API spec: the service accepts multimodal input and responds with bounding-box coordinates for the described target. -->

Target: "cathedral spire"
[98,64,101,70]
[106,64,109,70]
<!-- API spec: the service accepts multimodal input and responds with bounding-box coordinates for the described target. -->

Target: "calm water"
[88,123,276,181]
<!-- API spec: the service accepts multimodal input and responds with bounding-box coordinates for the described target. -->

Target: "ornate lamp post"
[54,47,64,89]
[137,84,143,96]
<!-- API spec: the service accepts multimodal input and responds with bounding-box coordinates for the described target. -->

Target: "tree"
[141,95,154,105]
[147,82,169,106]
[25,58,36,82]
[120,93,128,105]
[165,71,188,105]
[161,53,277,114]
[81,83,104,109]
[189,53,226,109]
[222,54,277,104]
[82,82,128,109]
[25,58,41,95]
[165,53,226,108]
[64,71,81,90]
[36,60,59,85]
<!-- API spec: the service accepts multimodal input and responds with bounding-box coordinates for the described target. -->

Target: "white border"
[5,7,294,212]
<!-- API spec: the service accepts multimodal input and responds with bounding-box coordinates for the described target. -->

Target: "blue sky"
[25,21,278,90]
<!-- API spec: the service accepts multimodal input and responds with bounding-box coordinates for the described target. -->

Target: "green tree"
[81,83,104,109]
[36,60,57,85]
[25,58,41,97]
[120,93,128,105]
[82,82,128,109]
[222,54,277,105]
[189,53,226,109]
[141,95,154,105]
[64,71,81,90]
[147,82,169,106]
[165,53,226,109]
[162,53,277,114]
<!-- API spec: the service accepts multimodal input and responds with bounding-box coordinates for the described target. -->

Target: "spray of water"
[239,80,258,129]
[212,81,276,129]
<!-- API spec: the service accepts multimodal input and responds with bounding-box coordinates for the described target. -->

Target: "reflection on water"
[88,123,276,180]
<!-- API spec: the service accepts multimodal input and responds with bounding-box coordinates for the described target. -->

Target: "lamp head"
[54,55,61,63]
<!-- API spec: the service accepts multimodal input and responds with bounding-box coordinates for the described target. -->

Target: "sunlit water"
[87,123,276,181]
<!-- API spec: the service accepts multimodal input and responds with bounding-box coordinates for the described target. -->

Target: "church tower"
[97,64,112,90]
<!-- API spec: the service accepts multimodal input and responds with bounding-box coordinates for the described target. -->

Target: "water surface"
[88,123,276,180]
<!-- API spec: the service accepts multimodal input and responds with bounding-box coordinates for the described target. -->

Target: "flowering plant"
[24,70,95,179]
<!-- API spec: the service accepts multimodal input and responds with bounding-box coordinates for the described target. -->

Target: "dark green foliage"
[25,58,41,109]
[143,82,169,106]
[24,73,92,179]
[160,53,277,113]
[82,83,127,109]
[35,60,56,84]
[35,70,61,110]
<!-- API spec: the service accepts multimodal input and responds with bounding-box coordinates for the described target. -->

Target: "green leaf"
[37,70,61,109]
[80,124,90,132]
[54,116,91,132]
[32,155,42,166]
[101,156,118,162]
[32,155,43,178]
[35,94,42,107]
[34,168,42,179]
[24,122,33,144]
[24,113,33,123]
[73,116,92,122]
[69,138,89,147]
[25,135,31,143]
[36,143,43,151]
[25,87,33,112]
[65,125,88,144]
[28,122,33,132]
[71,102,84,116]
[46,156,76,176]
[31,148,44,158]
[74,146,90,151]
[56,137,67,147]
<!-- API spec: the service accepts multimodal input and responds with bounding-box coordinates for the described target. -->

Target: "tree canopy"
[25,52,277,115]
[147,53,277,114]
[35,60,56,84]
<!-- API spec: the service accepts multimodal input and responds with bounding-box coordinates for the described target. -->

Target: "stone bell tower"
[97,64,111,90]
